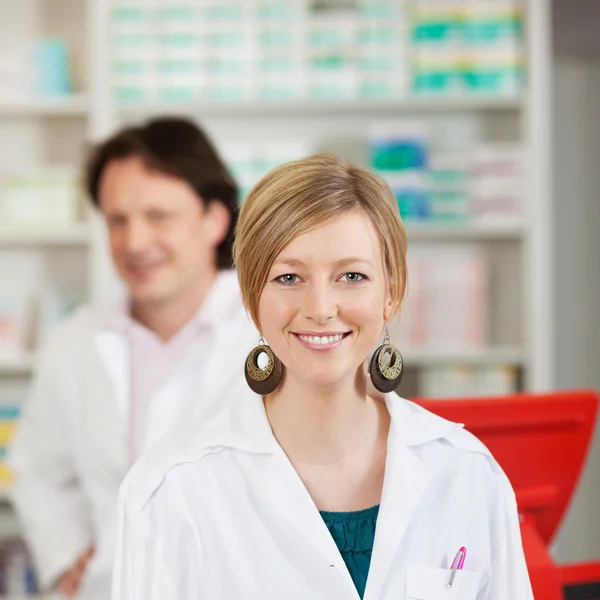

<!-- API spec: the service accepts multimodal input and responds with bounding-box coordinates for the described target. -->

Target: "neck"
[130,269,218,341]
[264,366,390,465]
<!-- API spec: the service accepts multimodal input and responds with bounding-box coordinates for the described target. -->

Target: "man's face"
[98,155,229,308]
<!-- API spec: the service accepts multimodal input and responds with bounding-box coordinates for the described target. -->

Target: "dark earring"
[369,325,404,393]
[244,337,283,395]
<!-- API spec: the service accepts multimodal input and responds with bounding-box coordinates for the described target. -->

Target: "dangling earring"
[369,325,404,393]
[244,337,283,395]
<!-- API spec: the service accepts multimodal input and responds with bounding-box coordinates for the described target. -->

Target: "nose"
[302,281,338,324]
[123,219,153,253]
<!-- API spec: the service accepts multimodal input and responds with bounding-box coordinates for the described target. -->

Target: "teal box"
[0,406,20,420]
[394,187,431,221]
[33,39,71,96]
[412,69,457,95]
[369,139,428,172]
[461,15,522,45]
[462,65,523,94]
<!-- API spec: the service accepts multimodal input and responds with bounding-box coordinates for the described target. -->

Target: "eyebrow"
[272,257,375,269]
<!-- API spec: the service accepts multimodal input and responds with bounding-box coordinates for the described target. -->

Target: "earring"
[369,325,404,393]
[244,337,283,395]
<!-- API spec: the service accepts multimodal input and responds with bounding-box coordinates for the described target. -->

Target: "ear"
[383,286,395,322]
[205,201,231,247]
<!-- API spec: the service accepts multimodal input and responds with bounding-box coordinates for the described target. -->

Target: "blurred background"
[0,0,597,596]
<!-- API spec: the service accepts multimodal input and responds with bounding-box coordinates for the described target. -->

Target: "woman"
[113,154,533,600]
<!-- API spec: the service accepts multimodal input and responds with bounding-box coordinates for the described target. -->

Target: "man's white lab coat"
[9,271,257,600]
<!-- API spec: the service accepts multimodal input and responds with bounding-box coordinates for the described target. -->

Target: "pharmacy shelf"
[405,221,525,241]
[0,224,91,247]
[118,95,524,118]
[0,347,524,374]
[0,353,36,375]
[0,485,11,503]
[403,346,525,367]
[0,94,89,117]
[4,597,59,600]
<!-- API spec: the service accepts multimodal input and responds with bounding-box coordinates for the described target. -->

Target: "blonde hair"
[234,154,408,330]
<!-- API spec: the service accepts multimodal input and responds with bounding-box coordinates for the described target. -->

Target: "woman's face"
[259,209,392,390]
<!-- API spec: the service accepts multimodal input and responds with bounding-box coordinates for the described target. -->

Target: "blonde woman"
[112,155,533,600]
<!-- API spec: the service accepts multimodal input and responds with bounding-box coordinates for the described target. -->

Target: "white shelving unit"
[0,5,554,385]
[0,225,91,247]
[79,0,554,398]
[118,95,526,117]
[0,0,554,389]
[403,345,526,367]
[0,93,89,117]
[405,221,525,241]
[0,3,97,588]
[0,354,36,376]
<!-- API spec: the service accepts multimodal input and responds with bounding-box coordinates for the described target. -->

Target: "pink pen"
[447,546,467,588]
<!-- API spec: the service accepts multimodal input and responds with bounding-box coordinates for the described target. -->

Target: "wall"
[552,0,600,563]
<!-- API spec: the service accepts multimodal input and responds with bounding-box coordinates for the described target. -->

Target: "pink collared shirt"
[104,270,242,461]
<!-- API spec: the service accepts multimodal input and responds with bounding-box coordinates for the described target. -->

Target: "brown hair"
[85,117,238,269]
[234,154,408,330]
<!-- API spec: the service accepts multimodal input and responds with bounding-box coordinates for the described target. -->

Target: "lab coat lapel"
[249,448,353,578]
[94,330,131,428]
[363,405,434,600]
[237,394,357,594]
[93,330,131,467]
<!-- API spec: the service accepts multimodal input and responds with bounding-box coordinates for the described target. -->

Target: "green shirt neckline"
[320,505,380,599]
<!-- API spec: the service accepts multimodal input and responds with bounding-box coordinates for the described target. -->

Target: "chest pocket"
[406,564,486,600]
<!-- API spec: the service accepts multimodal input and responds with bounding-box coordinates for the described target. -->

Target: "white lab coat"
[8,271,258,600]
[113,384,534,600]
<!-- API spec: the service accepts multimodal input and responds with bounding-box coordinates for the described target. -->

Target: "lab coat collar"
[136,384,466,509]
[195,384,465,455]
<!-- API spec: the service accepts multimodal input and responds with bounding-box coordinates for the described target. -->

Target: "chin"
[299,369,350,390]
[129,284,168,306]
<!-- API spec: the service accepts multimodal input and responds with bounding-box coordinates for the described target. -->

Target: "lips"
[297,333,345,345]
[125,262,162,279]
[292,331,351,351]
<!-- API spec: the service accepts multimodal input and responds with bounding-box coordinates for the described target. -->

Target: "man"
[9,118,257,600]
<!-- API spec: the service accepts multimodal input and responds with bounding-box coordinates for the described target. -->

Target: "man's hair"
[85,117,238,269]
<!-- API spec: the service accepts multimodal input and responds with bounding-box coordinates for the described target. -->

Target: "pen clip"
[446,546,467,589]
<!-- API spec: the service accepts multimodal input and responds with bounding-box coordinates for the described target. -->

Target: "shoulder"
[120,408,235,515]
[120,382,269,515]
[397,397,512,485]
[34,304,106,365]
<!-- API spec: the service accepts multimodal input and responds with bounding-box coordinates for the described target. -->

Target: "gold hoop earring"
[369,325,403,393]
[244,337,283,395]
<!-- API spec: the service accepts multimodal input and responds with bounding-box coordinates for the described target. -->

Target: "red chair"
[414,390,600,600]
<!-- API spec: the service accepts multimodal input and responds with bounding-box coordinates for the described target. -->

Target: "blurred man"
[9,118,257,600]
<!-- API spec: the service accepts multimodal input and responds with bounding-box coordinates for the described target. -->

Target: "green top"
[320,505,380,599]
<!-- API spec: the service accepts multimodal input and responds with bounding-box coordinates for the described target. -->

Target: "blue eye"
[342,272,365,283]
[276,274,298,285]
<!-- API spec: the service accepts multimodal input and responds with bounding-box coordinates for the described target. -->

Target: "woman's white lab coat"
[113,384,534,600]
[8,271,258,600]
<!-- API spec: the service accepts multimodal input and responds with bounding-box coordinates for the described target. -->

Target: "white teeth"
[298,334,345,345]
